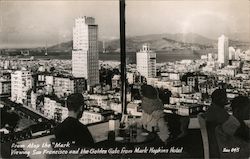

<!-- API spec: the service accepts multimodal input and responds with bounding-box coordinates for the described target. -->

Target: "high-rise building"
[136,44,156,78]
[53,75,86,98]
[0,72,11,98]
[0,78,11,97]
[11,69,32,104]
[229,46,236,60]
[218,35,229,65]
[72,16,99,87]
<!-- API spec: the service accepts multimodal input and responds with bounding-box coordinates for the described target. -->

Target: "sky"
[0,0,249,48]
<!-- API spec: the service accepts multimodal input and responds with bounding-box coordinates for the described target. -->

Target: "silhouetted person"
[230,96,250,141]
[205,89,229,124]
[0,106,20,132]
[215,96,250,158]
[140,85,169,145]
[231,96,250,121]
[204,89,230,158]
[55,93,94,147]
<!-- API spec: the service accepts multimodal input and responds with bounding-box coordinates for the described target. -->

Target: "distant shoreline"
[1,49,215,64]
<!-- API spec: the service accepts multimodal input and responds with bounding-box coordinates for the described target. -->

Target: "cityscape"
[0,0,250,158]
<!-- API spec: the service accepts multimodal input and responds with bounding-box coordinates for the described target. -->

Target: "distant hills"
[1,33,249,57]
[47,33,249,53]
[48,41,73,52]
[104,33,216,52]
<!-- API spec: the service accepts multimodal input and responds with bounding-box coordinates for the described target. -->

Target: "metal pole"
[120,0,127,115]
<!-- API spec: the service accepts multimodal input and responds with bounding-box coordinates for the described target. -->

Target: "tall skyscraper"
[72,16,99,87]
[229,46,235,60]
[218,35,229,65]
[136,44,156,78]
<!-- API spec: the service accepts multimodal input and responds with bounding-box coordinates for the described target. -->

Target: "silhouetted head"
[67,93,85,119]
[231,96,250,121]
[141,84,158,99]
[140,85,163,114]
[1,107,20,131]
[211,89,228,107]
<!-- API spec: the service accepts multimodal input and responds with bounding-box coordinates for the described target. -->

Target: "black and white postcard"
[1,0,250,158]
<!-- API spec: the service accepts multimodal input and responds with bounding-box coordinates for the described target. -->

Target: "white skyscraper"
[136,44,156,78]
[72,16,99,87]
[11,69,32,104]
[229,46,236,60]
[218,35,229,65]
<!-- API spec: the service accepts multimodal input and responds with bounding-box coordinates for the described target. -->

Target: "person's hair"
[141,84,158,99]
[66,93,85,112]
[211,89,228,107]
[231,96,250,121]
[140,85,163,114]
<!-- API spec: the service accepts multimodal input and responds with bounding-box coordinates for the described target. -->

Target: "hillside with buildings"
[1,33,249,57]
[47,33,250,53]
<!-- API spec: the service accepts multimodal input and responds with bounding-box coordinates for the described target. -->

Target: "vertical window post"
[120,0,127,115]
